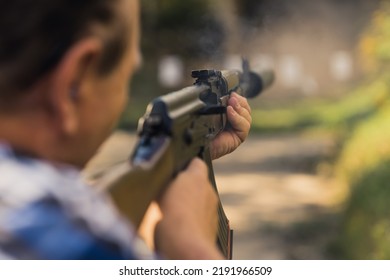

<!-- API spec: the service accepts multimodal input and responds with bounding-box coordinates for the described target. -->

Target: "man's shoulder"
[0,144,151,260]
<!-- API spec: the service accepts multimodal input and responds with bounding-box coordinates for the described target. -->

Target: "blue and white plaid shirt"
[0,143,153,259]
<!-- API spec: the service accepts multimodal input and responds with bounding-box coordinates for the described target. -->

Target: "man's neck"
[0,113,58,162]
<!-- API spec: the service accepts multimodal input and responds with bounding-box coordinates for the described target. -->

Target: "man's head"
[0,0,140,167]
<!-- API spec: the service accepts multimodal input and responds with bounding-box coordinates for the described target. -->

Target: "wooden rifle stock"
[96,137,233,259]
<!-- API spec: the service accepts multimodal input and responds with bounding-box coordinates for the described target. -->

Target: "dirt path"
[213,134,342,259]
[84,131,342,260]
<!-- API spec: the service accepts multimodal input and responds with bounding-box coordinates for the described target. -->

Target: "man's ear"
[48,38,103,136]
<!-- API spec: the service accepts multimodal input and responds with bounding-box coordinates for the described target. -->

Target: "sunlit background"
[105,0,390,259]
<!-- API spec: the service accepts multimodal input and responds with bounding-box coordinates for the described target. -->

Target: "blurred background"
[98,0,390,259]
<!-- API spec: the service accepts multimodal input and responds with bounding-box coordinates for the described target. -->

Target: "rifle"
[96,60,274,259]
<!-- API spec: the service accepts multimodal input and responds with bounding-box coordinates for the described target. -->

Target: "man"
[0,0,252,259]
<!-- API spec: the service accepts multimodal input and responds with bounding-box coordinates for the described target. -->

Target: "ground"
[84,130,344,260]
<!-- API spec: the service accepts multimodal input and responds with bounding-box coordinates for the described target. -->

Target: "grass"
[251,78,389,135]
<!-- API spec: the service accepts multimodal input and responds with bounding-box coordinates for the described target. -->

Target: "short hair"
[0,0,127,98]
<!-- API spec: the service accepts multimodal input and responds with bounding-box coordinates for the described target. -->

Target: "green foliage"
[330,97,390,259]
[333,160,390,259]
[329,0,390,259]
[336,101,390,183]
[359,1,390,73]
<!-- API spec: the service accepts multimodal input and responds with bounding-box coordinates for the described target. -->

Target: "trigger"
[198,106,226,115]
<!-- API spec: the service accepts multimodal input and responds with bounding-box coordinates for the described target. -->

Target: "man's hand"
[154,158,224,260]
[210,92,252,160]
